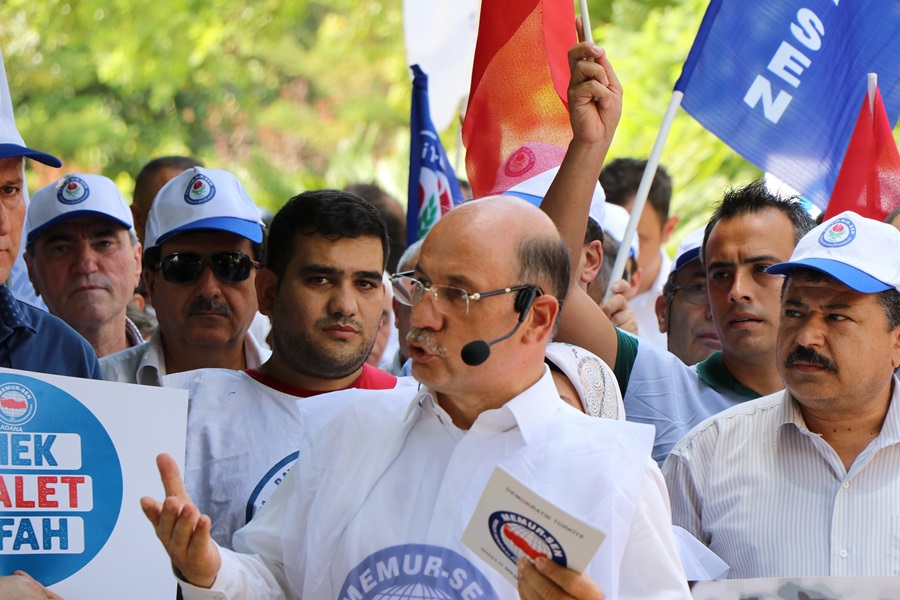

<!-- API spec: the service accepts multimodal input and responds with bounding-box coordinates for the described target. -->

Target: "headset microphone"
[460,286,539,367]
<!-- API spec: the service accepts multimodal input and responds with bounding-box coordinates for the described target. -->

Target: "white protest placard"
[461,467,606,586]
[0,368,188,598]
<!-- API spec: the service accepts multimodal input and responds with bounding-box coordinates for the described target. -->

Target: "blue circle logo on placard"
[338,544,499,600]
[57,176,90,205]
[0,383,37,426]
[0,374,123,586]
[489,511,567,567]
[184,174,216,204]
[819,218,856,248]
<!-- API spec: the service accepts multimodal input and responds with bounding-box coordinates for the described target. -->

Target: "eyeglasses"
[390,271,541,316]
[669,281,710,306]
[155,252,260,285]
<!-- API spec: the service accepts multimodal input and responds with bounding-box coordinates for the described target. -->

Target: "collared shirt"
[663,380,900,578]
[124,316,144,348]
[0,284,101,379]
[613,329,765,464]
[694,351,761,401]
[99,328,270,386]
[629,248,671,349]
[163,365,410,549]
[180,369,690,600]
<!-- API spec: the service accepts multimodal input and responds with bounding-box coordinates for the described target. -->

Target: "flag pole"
[868,73,877,114]
[604,90,684,301]
[579,0,594,45]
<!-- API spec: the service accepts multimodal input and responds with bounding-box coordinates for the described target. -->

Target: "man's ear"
[661,215,679,244]
[142,268,157,301]
[580,240,604,285]
[655,293,669,333]
[890,324,900,370]
[255,267,279,317]
[132,242,143,288]
[627,266,643,299]
[523,294,558,345]
[22,252,41,298]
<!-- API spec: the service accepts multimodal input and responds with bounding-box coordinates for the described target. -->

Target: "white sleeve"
[180,464,299,600]
[179,548,288,600]
[617,461,692,600]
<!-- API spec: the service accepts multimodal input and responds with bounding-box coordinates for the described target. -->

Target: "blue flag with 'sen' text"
[675,0,900,211]
[407,64,464,248]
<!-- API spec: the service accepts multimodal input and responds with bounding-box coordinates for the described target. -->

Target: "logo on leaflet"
[0,383,37,427]
[489,511,567,567]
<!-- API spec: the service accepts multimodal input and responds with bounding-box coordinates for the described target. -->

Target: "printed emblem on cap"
[819,217,856,248]
[184,174,216,205]
[57,176,90,205]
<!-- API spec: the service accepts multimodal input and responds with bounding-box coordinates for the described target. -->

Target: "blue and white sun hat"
[767,211,900,293]
[25,173,133,244]
[144,167,264,250]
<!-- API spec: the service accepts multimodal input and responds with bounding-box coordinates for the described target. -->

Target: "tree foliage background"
[3,0,894,245]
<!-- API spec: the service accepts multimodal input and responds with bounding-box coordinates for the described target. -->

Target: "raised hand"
[567,16,623,152]
[140,453,221,588]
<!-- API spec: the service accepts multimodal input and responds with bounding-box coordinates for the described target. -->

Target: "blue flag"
[675,1,900,211]
[407,64,464,248]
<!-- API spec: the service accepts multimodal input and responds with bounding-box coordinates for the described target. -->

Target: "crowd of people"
[2,27,900,600]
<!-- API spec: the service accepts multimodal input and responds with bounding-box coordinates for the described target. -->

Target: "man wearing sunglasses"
[23,173,144,359]
[653,227,720,367]
[100,167,269,385]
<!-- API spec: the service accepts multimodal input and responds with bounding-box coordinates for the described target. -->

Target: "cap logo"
[57,176,90,205]
[819,217,856,248]
[184,174,216,205]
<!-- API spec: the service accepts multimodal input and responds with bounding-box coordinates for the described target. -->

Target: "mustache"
[407,328,447,356]
[185,297,232,317]
[316,316,364,331]
[784,345,838,373]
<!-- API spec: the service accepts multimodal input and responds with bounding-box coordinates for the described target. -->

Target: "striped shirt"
[663,379,900,578]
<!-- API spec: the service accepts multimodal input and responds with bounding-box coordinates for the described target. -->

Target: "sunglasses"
[156,252,259,284]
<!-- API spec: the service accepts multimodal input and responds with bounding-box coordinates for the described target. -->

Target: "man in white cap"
[23,174,143,358]
[654,227,720,366]
[664,211,900,578]
[100,167,269,385]
[0,115,100,378]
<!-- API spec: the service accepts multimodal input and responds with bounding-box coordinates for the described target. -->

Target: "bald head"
[425,196,570,302]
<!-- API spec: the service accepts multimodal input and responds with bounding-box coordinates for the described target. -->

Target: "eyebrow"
[784,297,854,311]
[39,226,121,246]
[707,254,783,270]
[299,264,382,280]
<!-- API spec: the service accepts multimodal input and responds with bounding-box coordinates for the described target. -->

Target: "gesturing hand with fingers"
[140,453,222,589]
[517,556,605,600]
[567,16,623,151]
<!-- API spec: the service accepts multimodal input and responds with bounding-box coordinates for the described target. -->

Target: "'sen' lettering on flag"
[407,64,464,247]
[462,0,575,200]
[674,0,900,212]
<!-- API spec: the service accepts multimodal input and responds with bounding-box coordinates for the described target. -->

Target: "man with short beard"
[100,167,270,385]
[164,190,410,549]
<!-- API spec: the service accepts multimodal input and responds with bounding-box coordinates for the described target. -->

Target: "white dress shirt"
[99,329,270,386]
[180,369,690,600]
[663,378,900,578]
